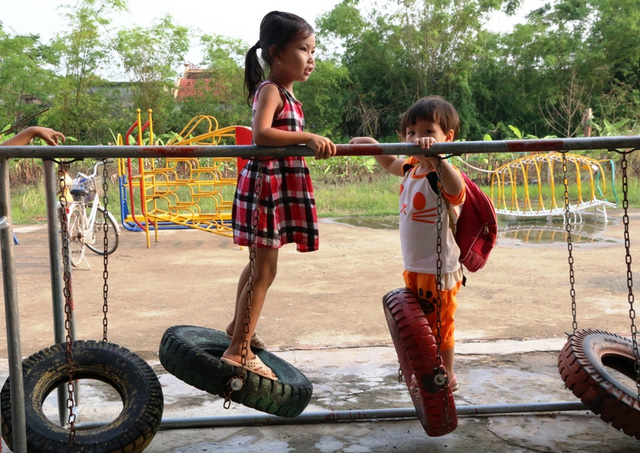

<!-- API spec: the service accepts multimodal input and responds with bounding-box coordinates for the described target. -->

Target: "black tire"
[159,325,312,417]
[383,288,457,437]
[1,340,163,452]
[86,206,119,256]
[558,328,640,439]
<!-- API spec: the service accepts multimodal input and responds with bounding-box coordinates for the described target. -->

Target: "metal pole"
[0,157,27,453]
[0,136,639,159]
[74,401,587,431]
[43,159,69,425]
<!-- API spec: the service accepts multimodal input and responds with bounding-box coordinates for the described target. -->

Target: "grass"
[10,184,49,224]
[7,174,640,225]
[313,174,399,218]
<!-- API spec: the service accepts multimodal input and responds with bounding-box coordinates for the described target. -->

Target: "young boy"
[350,96,465,391]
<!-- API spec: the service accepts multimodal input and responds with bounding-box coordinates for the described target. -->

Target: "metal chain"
[224,160,263,408]
[101,160,110,342]
[618,149,640,401]
[434,159,450,427]
[57,161,77,446]
[434,162,445,371]
[561,152,578,335]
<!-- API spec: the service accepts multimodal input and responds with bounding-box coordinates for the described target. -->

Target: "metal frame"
[1,136,639,452]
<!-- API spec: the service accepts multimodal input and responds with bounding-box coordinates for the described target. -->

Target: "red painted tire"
[382,288,457,436]
[558,328,640,439]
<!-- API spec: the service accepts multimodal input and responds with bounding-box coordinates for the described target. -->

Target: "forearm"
[1,128,37,146]
[1,126,64,147]
[252,128,314,147]
[429,157,463,195]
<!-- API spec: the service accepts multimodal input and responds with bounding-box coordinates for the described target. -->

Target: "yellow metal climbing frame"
[489,152,617,222]
[117,110,251,246]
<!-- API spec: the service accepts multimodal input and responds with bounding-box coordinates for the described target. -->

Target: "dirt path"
[3,209,639,359]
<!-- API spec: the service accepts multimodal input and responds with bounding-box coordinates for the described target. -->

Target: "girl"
[350,96,465,391]
[222,11,336,380]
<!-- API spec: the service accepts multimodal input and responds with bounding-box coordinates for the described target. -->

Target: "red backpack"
[448,172,498,272]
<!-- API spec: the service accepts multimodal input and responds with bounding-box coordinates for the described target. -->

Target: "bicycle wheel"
[67,205,85,267]
[86,206,119,255]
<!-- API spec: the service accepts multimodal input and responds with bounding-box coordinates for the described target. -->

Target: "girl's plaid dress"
[232,81,319,252]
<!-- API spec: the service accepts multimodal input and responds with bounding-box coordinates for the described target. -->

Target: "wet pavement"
[2,212,640,452]
[2,338,638,452]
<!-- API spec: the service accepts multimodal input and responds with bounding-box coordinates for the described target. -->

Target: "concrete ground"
[2,340,639,452]
[1,211,640,452]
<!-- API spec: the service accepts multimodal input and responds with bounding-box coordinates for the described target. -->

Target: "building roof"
[174,64,229,101]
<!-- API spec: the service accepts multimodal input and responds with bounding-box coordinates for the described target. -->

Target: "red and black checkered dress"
[232,81,319,252]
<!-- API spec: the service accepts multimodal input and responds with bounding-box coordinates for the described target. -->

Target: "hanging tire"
[1,340,164,452]
[159,325,312,417]
[382,288,457,437]
[558,328,640,439]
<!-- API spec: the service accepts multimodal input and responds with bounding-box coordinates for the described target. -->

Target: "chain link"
[561,152,578,335]
[57,161,77,446]
[224,160,263,407]
[618,150,640,402]
[101,160,110,341]
[434,159,450,426]
[434,162,444,370]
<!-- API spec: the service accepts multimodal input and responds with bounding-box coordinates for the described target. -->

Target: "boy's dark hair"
[244,11,314,106]
[399,96,460,140]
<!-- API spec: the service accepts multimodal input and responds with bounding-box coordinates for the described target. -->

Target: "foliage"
[308,155,379,184]
[45,0,129,143]
[113,15,190,135]
[169,34,250,130]
[0,0,639,183]
[316,0,509,139]
[0,28,59,127]
[296,60,351,142]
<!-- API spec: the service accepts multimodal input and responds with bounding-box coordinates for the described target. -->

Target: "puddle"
[498,215,621,246]
[322,216,399,230]
[322,214,622,246]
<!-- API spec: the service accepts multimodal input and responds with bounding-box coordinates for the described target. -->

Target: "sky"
[2,0,537,77]
[2,0,344,53]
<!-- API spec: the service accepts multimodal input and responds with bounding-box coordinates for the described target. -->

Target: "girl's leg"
[225,262,251,335]
[223,247,279,364]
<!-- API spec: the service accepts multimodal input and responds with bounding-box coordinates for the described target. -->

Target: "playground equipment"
[117,110,251,247]
[488,152,617,222]
[557,149,640,438]
[1,137,640,450]
[1,159,163,452]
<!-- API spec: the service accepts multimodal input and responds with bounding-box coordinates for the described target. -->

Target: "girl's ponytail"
[244,40,264,106]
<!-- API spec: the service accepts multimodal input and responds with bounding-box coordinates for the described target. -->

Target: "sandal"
[225,332,267,350]
[221,355,278,381]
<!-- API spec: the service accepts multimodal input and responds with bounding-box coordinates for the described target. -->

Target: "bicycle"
[66,161,120,268]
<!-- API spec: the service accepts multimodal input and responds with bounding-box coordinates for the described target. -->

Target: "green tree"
[114,14,190,134]
[0,27,58,128]
[296,60,351,141]
[496,0,640,138]
[318,0,508,140]
[46,0,128,144]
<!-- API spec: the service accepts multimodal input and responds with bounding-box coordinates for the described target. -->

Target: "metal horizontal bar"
[73,401,587,431]
[2,136,639,159]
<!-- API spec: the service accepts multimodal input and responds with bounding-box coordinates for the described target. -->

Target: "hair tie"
[253,40,261,50]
